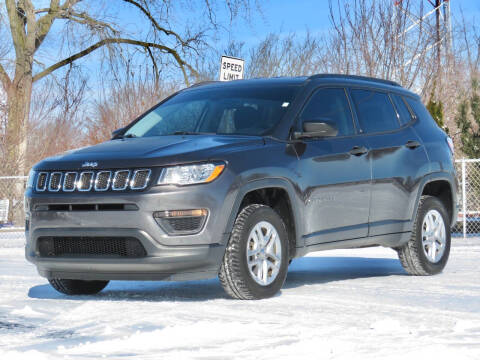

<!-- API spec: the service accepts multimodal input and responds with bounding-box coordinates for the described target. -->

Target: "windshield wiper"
[172,131,215,135]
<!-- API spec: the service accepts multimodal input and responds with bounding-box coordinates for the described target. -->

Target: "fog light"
[153,209,208,235]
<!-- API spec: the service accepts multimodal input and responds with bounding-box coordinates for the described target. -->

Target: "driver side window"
[300,88,355,137]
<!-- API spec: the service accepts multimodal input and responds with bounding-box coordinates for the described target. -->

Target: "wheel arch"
[413,173,458,227]
[224,178,304,258]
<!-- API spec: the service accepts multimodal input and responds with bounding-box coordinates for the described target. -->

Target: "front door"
[296,87,371,245]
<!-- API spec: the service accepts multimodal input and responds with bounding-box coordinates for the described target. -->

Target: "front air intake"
[38,236,147,258]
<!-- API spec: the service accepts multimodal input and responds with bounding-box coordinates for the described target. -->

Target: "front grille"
[78,172,94,191]
[112,170,130,191]
[35,203,138,211]
[131,169,151,190]
[38,236,147,258]
[63,172,77,192]
[36,172,48,191]
[48,172,62,192]
[35,169,152,193]
[95,171,111,191]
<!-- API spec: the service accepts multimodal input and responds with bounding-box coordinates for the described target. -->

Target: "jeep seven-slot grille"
[35,169,151,193]
[63,172,77,192]
[37,236,147,258]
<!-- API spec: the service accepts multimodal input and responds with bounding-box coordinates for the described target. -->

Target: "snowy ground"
[0,233,479,360]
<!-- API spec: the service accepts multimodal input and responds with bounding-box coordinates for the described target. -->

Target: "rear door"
[349,88,429,236]
[296,87,371,245]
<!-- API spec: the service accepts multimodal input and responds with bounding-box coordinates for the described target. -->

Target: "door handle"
[349,146,368,156]
[405,140,421,149]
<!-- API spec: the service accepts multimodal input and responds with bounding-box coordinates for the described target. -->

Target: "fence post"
[462,159,467,239]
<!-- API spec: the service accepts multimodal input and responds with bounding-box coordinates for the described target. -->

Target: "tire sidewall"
[415,197,451,274]
[237,206,289,298]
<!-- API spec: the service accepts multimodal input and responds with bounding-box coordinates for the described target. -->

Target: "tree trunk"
[4,67,32,226]
[5,72,32,176]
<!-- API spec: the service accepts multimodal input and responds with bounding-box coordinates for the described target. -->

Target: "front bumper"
[25,178,237,281]
[26,227,225,281]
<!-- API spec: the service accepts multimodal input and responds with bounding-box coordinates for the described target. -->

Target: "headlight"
[158,162,225,186]
[26,169,37,189]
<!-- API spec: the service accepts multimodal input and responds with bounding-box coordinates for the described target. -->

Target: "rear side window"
[300,88,355,136]
[405,97,438,127]
[390,94,414,125]
[350,89,400,133]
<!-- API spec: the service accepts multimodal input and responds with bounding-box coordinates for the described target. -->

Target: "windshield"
[123,84,299,138]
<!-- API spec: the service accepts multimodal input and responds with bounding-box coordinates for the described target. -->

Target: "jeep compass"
[25,74,458,299]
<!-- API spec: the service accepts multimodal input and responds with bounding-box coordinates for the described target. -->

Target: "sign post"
[219,56,245,81]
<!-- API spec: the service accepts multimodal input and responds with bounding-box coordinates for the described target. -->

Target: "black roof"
[189,76,308,90]
[186,74,417,98]
[308,74,400,87]
[190,74,400,89]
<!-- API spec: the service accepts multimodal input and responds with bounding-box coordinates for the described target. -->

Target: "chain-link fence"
[454,159,480,238]
[1,163,479,240]
[0,176,27,240]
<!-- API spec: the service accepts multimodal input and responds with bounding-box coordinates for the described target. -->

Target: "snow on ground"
[0,234,479,359]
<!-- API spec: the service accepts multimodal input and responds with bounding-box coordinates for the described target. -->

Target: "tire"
[219,204,289,300]
[396,195,451,275]
[48,279,109,295]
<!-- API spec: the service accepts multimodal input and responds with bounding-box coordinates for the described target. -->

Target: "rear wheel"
[48,279,109,295]
[396,195,451,275]
[219,204,289,300]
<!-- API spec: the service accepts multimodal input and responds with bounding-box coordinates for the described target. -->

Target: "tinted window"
[391,94,413,125]
[405,97,438,127]
[124,85,299,137]
[300,88,354,136]
[350,89,399,133]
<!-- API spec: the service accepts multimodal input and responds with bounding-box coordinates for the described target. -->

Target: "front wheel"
[396,195,451,275]
[49,279,109,295]
[219,204,289,300]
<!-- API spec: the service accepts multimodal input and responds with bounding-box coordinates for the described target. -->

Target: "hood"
[35,135,264,170]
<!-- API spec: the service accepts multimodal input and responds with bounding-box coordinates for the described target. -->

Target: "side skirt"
[295,231,411,257]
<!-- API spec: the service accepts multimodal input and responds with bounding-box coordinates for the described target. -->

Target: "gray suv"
[25,75,458,299]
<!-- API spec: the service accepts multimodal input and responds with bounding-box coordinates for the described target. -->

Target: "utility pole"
[393,0,453,85]
[435,0,442,74]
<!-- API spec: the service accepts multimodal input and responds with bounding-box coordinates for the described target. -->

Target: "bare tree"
[247,32,324,78]
[84,66,179,145]
[26,64,88,168]
[0,0,256,175]
[326,0,438,92]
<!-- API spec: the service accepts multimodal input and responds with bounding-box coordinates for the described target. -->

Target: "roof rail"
[189,81,220,88]
[308,74,401,87]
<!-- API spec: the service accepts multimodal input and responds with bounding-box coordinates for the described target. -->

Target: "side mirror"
[293,119,338,139]
[111,127,125,139]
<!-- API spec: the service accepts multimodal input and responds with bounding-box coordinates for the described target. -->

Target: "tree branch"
[35,0,80,51]
[122,0,191,48]
[59,10,119,34]
[34,8,51,14]
[5,0,27,57]
[34,0,61,50]
[0,63,12,89]
[146,46,160,85]
[32,38,198,85]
